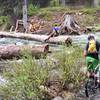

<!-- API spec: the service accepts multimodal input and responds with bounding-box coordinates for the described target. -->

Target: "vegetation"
[0,46,85,99]
[53,46,86,88]
[0,52,50,100]
[0,16,9,26]
[49,0,60,7]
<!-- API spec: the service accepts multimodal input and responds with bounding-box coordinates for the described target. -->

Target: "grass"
[53,46,86,89]
[27,6,99,26]
[0,52,50,100]
[0,46,86,99]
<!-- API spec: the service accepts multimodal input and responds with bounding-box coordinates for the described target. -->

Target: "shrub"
[0,16,9,26]
[49,0,60,7]
[28,4,40,16]
[53,46,86,88]
[0,52,49,100]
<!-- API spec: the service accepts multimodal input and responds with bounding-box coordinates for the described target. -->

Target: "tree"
[93,0,100,7]
[0,0,23,27]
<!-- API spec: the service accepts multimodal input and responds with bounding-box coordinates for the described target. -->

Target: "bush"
[0,52,49,100]
[49,0,60,7]
[0,16,9,26]
[28,4,40,16]
[53,46,86,88]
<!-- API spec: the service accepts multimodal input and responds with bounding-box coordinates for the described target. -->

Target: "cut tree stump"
[61,14,81,35]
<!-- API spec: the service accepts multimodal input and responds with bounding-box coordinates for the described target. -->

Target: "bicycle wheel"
[85,78,96,97]
[85,81,89,97]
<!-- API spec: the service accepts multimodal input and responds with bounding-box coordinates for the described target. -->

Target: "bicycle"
[85,61,100,97]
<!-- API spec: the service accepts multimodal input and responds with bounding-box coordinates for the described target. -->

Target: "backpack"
[88,39,97,53]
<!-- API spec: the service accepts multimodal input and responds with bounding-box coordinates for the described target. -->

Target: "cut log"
[0,31,72,45]
[0,44,49,59]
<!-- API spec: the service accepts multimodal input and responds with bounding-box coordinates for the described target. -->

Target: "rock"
[68,83,74,91]
[62,91,76,100]
[15,42,23,45]
[0,76,7,85]
[52,96,63,100]
[48,69,63,83]
[63,82,74,91]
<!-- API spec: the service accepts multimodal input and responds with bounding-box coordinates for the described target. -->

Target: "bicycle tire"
[85,82,89,97]
[85,78,96,97]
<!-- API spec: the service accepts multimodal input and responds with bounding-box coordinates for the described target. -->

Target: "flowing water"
[0,32,100,100]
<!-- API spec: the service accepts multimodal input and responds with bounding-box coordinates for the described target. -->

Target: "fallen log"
[0,31,72,45]
[0,44,49,59]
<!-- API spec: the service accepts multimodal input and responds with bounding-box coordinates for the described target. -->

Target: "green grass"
[51,45,86,89]
[0,46,89,99]
[79,7,99,14]
[0,52,50,100]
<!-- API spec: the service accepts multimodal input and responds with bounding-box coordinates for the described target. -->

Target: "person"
[44,23,60,42]
[83,34,100,78]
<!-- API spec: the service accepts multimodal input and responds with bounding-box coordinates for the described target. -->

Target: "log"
[0,31,72,45]
[0,44,49,59]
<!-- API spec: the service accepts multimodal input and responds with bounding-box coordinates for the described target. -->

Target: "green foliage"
[94,24,100,31]
[80,7,100,14]
[28,4,40,16]
[38,10,52,20]
[0,52,49,100]
[0,46,88,99]
[53,46,86,87]
[49,0,60,7]
[0,16,9,25]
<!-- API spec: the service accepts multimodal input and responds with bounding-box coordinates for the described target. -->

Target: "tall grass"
[53,46,86,89]
[0,46,86,99]
[0,52,49,100]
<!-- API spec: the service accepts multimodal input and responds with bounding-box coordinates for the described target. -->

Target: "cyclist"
[83,34,100,78]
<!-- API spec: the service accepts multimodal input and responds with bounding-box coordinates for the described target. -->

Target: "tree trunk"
[0,44,49,59]
[0,31,72,45]
[93,0,99,7]
[61,0,66,6]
